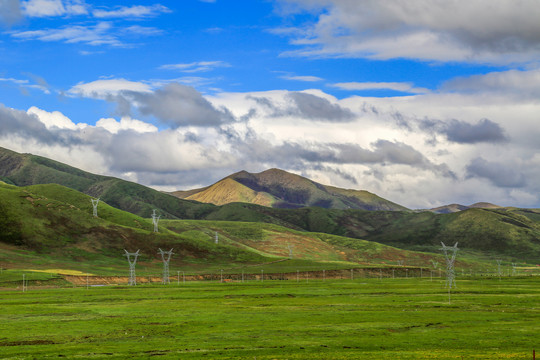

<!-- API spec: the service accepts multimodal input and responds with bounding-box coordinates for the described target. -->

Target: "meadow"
[1,276,538,359]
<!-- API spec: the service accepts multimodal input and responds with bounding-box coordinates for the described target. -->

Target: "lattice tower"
[440,242,459,289]
[124,249,140,286]
[158,248,174,284]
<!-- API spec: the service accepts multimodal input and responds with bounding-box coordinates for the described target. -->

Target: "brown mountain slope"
[171,168,409,211]
[429,202,502,214]
[184,177,278,206]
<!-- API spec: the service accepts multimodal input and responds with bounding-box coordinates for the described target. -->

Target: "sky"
[0,0,539,209]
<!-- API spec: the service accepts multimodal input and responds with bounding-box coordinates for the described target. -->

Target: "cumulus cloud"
[100,130,235,174]
[27,106,86,130]
[2,71,540,209]
[68,80,235,127]
[224,131,455,180]
[123,83,235,127]
[249,91,355,122]
[443,69,540,99]
[420,118,508,144]
[466,157,526,188]
[276,0,540,64]
[95,117,157,134]
[0,104,79,145]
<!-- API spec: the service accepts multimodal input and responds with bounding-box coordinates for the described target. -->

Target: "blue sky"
[1,0,540,209]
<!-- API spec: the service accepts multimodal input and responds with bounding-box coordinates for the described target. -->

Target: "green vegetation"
[2,181,450,277]
[1,277,538,359]
[1,146,540,264]
[174,168,409,211]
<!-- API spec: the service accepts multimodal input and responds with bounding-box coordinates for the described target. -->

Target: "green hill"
[172,168,409,211]
[1,181,444,275]
[0,181,271,273]
[1,146,539,262]
[0,146,216,220]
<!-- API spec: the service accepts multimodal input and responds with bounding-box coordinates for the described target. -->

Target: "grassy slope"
[0,147,216,220]
[185,177,278,207]
[351,208,540,260]
[177,168,409,211]
[1,182,447,276]
[1,147,539,261]
[0,182,271,274]
[162,219,437,266]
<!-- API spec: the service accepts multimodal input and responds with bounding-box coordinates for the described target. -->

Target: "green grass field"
[1,277,538,359]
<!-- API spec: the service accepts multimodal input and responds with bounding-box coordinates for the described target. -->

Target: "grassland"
[0,277,538,359]
[3,146,540,263]
[3,180,475,278]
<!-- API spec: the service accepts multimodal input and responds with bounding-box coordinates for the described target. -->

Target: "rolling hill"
[172,168,409,211]
[1,146,539,261]
[0,181,435,274]
[428,202,502,214]
[0,146,217,220]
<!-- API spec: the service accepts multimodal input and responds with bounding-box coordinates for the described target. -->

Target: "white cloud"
[22,0,88,17]
[3,66,540,208]
[331,81,430,94]
[68,78,153,98]
[10,19,163,46]
[96,117,157,134]
[27,106,86,130]
[92,4,170,18]
[0,77,28,85]
[11,21,121,46]
[442,69,540,98]
[277,0,540,64]
[122,25,162,36]
[0,75,50,94]
[159,61,230,73]
[281,75,323,82]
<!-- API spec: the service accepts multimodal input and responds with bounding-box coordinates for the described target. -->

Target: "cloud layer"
[2,67,539,209]
[1,1,540,210]
[277,0,540,64]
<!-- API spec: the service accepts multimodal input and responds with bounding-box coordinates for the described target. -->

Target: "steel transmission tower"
[124,249,140,286]
[440,242,459,289]
[158,248,174,284]
[151,209,160,233]
[91,198,100,217]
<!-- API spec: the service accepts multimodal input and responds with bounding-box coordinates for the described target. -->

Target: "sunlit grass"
[1,277,538,359]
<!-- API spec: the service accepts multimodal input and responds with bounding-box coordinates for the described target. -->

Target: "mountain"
[0,146,217,220]
[429,202,502,214]
[1,146,539,261]
[172,168,409,211]
[0,181,432,273]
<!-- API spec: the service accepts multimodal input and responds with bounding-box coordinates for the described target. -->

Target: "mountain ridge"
[172,168,409,211]
[1,146,539,261]
[429,202,502,214]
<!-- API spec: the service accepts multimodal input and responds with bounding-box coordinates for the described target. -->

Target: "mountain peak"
[174,168,409,211]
